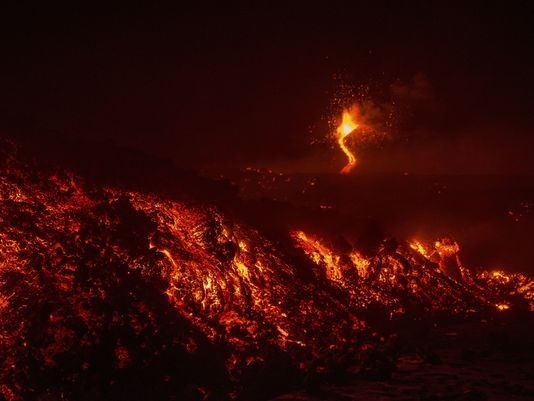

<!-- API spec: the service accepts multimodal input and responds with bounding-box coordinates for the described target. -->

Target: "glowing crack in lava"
[336,109,359,174]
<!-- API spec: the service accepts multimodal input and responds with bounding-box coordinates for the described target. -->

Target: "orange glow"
[434,238,460,257]
[336,110,359,174]
[349,251,371,278]
[491,270,511,282]
[409,240,433,259]
[292,230,343,282]
[291,229,534,312]
[292,230,375,284]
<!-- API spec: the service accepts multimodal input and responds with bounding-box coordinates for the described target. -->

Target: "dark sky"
[1,2,533,172]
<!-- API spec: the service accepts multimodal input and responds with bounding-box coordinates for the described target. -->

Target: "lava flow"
[0,141,532,400]
[336,109,359,174]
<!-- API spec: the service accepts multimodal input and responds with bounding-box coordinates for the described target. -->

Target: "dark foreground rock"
[269,318,534,401]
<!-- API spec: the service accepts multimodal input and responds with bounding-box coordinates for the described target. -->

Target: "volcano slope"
[0,142,532,401]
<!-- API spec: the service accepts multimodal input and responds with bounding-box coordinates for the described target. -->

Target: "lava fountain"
[336,109,359,174]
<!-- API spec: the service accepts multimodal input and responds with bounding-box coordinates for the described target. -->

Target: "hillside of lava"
[0,141,532,401]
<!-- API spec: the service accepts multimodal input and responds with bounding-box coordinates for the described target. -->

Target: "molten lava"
[293,230,533,313]
[0,140,532,400]
[336,109,359,174]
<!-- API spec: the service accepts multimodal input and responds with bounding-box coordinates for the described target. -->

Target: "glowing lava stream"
[336,110,359,174]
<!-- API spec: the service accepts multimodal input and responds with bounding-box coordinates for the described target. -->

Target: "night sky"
[1,2,533,173]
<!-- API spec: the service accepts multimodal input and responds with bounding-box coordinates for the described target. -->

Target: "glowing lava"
[336,109,359,174]
[1,139,534,400]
